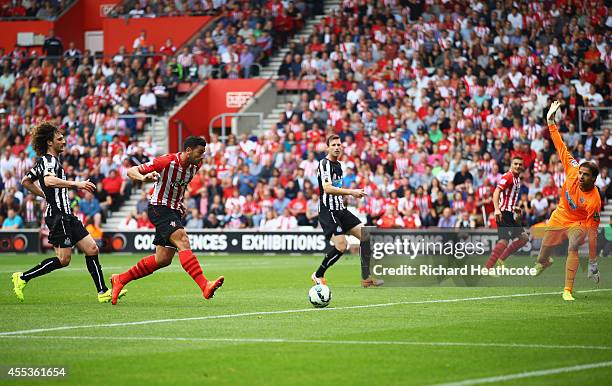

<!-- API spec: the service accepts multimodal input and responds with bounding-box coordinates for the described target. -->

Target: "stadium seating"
[111,0,318,81]
[0,33,177,229]
[0,0,610,233]
[191,0,610,230]
[0,0,76,19]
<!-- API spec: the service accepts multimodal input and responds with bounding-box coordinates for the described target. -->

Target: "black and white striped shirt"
[317,157,345,211]
[26,154,71,217]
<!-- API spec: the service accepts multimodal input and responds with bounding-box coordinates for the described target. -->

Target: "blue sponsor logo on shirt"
[332,179,343,188]
[566,190,577,210]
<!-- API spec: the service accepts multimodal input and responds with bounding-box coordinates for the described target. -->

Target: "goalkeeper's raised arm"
[547,100,578,173]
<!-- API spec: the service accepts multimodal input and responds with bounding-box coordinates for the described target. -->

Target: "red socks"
[499,238,528,262]
[485,241,507,268]
[178,249,208,293]
[118,250,209,295]
[118,255,158,284]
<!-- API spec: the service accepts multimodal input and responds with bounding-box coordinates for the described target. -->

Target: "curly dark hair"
[30,121,58,156]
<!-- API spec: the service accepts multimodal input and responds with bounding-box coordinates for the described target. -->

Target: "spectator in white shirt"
[276,208,298,230]
[596,168,611,193]
[139,135,158,157]
[346,82,364,104]
[139,85,157,113]
[507,7,523,31]
[585,85,604,107]
[530,192,549,224]
[573,78,592,97]
[128,3,145,18]
[259,210,280,230]
[132,31,146,50]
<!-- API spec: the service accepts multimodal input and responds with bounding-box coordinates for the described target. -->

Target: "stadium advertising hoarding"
[101,230,329,254]
[0,231,40,253]
[362,227,604,287]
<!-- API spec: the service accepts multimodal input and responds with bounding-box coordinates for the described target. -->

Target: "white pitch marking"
[0,335,610,351]
[1,288,611,336]
[433,360,612,386]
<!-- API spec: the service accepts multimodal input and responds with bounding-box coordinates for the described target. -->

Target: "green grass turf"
[1,253,612,386]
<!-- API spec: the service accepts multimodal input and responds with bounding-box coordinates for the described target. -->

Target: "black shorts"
[496,211,524,240]
[319,208,362,240]
[47,214,89,248]
[148,205,183,248]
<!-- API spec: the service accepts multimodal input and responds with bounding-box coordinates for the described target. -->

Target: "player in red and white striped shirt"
[485,157,530,268]
[110,136,224,305]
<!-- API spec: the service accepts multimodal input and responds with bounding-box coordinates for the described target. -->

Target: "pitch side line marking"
[1,335,611,351]
[433,360,612,386]
[1,288,611,336]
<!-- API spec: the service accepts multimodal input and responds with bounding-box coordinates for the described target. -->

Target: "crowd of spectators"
[113,0,324,79]
[0,0,325,231]
[168,0,610,231]
[0,24,165,230]
[0,0,74,19]
[1,0,611,233]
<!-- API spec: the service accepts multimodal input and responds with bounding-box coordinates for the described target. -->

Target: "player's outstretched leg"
[74,235,124,303]
[485,240,507,268]
[12,256,64,302]
[534,232,558,276]
[170,229,224,300]
[348,224,384,287]
[563,250,579,301]
[563,229,590,301]
[178,249,224,299]
[313,236,347,285]
[111,254,158,305]
[588,261,600,283]
[498,234,529,265]
[358,237,383,288]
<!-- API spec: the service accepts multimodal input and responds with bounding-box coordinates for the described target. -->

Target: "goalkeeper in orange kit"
[534,101,602,301]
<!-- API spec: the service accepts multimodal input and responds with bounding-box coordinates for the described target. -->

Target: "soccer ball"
[308,284,332,308]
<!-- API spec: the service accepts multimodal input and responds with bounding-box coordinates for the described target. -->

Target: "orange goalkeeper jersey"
[547,124,601,228]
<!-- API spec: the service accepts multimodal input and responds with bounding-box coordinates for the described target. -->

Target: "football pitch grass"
[1,253,612,386]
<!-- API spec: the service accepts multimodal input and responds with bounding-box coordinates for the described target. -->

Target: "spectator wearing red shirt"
[579,64,597,85]
[288,191,308,225]
[476,178,495,215]
[243,193,261,226]
[109,135,126,157]
[101,169,126,212]
[542,178,559,203]
[10,2,26,17]
[137,211,155,229]
[187,169,207,199]
[376,105,395,133]
[10,136,26,156]
[403,208,422,229]
[437,133,452,155]
[366,189,386,225]
[159,38,176,56]
[511,143,536,168]
[376,207,405,228]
